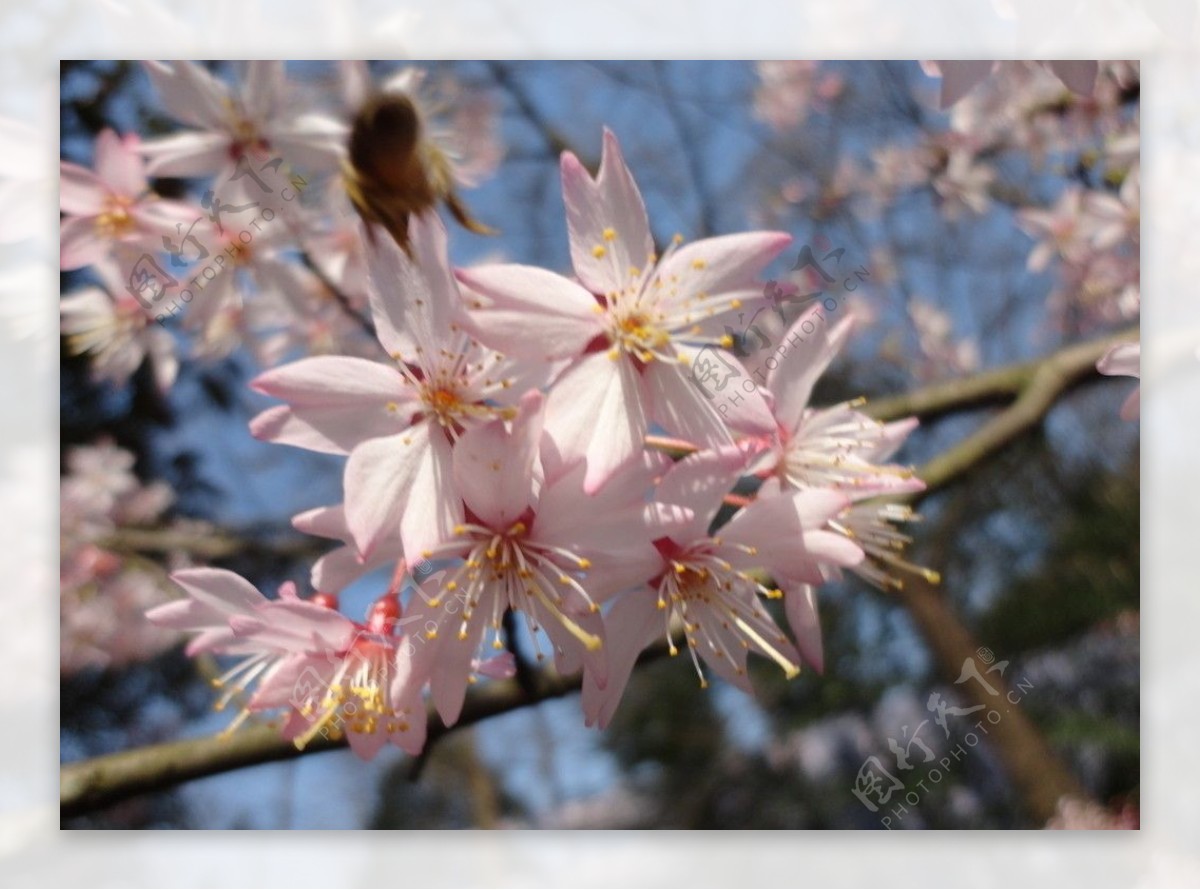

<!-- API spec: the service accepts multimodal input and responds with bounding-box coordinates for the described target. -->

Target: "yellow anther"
[602,227,617,241]
[592,245,607,258]
[692,259,707,270]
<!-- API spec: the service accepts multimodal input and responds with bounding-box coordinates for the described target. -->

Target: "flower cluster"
[749,60,1139,393]
[59,61,501,387]
[60,441,190,672]
[146,125,932,758]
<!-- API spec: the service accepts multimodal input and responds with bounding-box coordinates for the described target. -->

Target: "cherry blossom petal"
[647,351,773,445]
[532,454,662,553]
[782,582,824,673]
[291,503,349,540]
[544,351,647,494]
[363,213,459,362]
[250,356,416,455]
[59,216,108,270]
[656,231,792,316]
[230,601,355,652]
[344,421,461,561]
[427,607,487,727]
[456,263,604,360]
[1097,342,1140,378]
[767,310,854,432]
[59,162,106,215]
[140,130,235,177]
[170,567,266,612]
[93,129,148,197]
[268,114,349,173]
[581,589,662,729]
[142,60,230,131]
[562,128,653,295]
[720,489,862,581]
[241,60,284,122]
[654,445,750,542]
[453,391,543,529]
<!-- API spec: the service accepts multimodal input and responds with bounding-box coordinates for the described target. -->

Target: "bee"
[343,92,494,254]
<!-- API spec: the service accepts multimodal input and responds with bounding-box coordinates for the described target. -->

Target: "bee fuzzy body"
[344,93,492,254]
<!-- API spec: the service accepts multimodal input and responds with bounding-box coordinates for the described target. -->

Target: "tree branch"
[865,325,1136,426]
[887,326,1137,496]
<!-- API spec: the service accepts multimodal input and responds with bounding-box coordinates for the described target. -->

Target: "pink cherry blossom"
[749,310,926,498]
[59,251,179,391]
[411,390,678,727]
[581,446,863,729]
[139,61,346,178]
[250,213,541,562]
[931,145,994,218]
[907,297,981,380]
[753,61,843,132]
[457,129,787,492]
[1018,187,1091,273]
[147,569,427,759]
[60,128,196,270]
[60,440,183,673]
[734,309,933,598]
